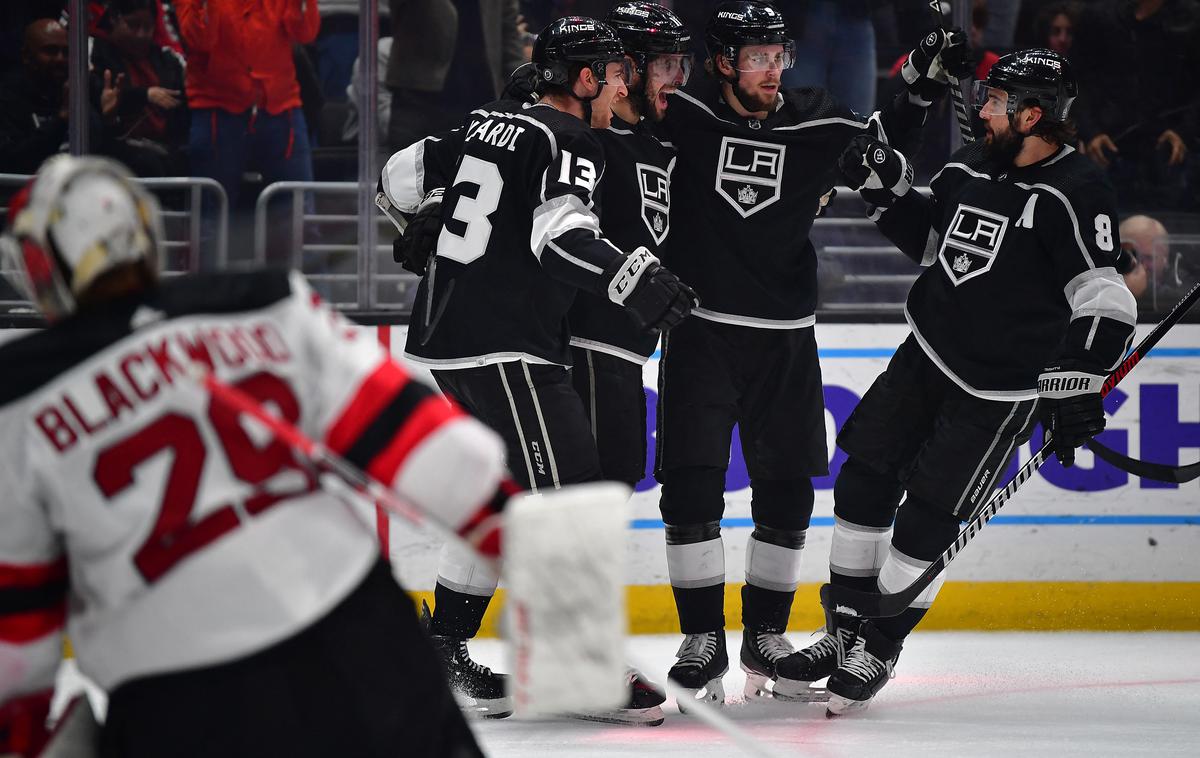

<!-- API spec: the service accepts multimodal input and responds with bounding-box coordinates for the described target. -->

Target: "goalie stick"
[822,280,1200,619]
[928,0,975,144]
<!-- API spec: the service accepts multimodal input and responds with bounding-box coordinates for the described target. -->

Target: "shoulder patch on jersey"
[0,271,294,407]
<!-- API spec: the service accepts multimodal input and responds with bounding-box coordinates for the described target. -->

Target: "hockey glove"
[902,27,973,106]
[392,188,443,276]
[838,135,913,209]
[1037,360,1107,468]
[605,247,698,334]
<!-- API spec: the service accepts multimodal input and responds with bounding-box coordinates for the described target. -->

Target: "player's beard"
[984,121,1026,167]
[731,77,775,113]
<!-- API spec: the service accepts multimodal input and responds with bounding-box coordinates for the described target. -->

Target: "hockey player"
[776,49,1137,715]
[0,156,515,757]
[568,1,690,491]
[377,17,697,723]
[651,1,969,706]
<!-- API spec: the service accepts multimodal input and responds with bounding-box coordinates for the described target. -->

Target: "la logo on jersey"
[637,163,670,245]
[715,136,785,218]
[939,203,1009,285]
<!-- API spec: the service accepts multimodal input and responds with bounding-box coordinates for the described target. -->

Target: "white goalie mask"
[1,155,161,322]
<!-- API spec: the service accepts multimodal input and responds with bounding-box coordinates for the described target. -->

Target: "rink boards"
[378,322,1200,632]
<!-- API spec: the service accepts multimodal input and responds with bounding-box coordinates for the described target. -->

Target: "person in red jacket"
[177,0,319,206]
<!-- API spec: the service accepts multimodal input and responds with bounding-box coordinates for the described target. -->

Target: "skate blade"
[675,677,726,714]
[453,694,514,720]
[824,693,870,718]
[741,667,830,703]
[568,705,665,727]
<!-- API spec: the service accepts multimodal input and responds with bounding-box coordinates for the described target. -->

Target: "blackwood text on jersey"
[33,321,292,454]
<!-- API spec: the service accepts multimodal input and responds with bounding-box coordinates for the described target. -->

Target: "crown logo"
[953,253,971,273]
[737,185,759,205]
[652,213,664,233]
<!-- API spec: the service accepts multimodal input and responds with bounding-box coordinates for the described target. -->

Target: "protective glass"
[647,53,693,86]
[972,81,1010,118]
[734,43,796,72]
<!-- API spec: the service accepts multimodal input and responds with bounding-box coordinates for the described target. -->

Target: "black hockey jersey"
[380,100,629,368]
[874,143,1137,400]
[658,77,922,328]
[568,115,675,364]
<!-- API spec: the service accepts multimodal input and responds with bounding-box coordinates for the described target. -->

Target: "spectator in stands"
[385,0,526,151]
[314,0,391,103]
[0,19,71,175]
[89,0,183,54]
[91,0,189,176]
[1119,214,1193,309]
[783,0,879,117]
[1072,0,1200,211]
[1032,1,1083,56]
[177,0,320,206]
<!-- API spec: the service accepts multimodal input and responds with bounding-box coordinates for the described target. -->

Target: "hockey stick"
[822,280,1200,619]
[1085,438,1200,484]
[927,0,975,144]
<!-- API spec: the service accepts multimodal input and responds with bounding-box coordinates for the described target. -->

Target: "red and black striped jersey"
[0,270,506,701]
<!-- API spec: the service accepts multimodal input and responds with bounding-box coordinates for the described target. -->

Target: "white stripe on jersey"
[1013,181,1098,269]
[673,89,863,132]
[932,161,991,183]
[1064,268,1138,326]
[381,136,431,212]
[402,350,567,370]
[693,307,816,330]
[569,337,651,366]
[530,193,603,260]
[905,306,1041,401]
[472,105,560,158]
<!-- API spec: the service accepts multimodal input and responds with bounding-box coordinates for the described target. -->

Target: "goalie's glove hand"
[392,188,443,276]
[838,135,913,209]
[1038,360,1107,468]
[604,247,698,334]
[903,27,973,106]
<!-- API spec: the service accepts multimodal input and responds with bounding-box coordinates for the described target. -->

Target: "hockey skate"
[825,623,901,717]
[422,601,512,719]
[569,669,667,726]
[668,631,728,713]
[773,620,860,703]
[739,630,796,700]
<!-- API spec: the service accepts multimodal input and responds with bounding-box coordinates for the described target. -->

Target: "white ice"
[53,631,1200,756]
[468,632,1200,758]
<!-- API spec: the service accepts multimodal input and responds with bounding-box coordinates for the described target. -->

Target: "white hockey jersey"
[0,270,506,703]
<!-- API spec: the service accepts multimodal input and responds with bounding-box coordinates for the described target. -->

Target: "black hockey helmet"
[533,16,628,89]
[705,1,794,68]
[972,48,1078,123]
[606,2,691,76]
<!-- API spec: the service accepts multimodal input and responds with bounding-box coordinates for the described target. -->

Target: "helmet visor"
[972,81,1011,118]
[647,53,693,87]
[733,42,795,72]
[598,58,633,86]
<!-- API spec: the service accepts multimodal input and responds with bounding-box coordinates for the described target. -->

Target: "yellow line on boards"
[409,582,1200,637]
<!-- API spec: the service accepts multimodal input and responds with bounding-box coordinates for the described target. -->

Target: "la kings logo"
[715,136,785,218]
[636,163,670,245]
[939,203,1009,285]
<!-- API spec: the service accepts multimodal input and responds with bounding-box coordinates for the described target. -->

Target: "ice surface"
[469,632,1200,757]
[52,631,1200,756]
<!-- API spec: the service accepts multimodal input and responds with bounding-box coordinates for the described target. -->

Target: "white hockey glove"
[902,27,973,106]
[1037,360,1107,468]
[838,135,913,209]
[604,247,699,334]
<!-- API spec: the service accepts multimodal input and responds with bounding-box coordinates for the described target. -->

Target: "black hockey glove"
[605,247,699,334]
[1037,360,1107,468]
[392,188,443,276]
[838,135,913,209]
[902,27,973,106]
[502,61,541,105]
